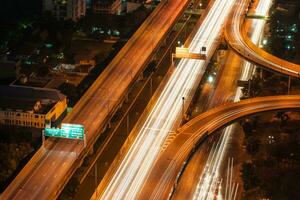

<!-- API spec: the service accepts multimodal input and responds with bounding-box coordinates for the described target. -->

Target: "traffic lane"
[32,141,81,199]
[173,49,244,199]
[12,140,78,199]
[89,0,191,197]
[138,96,300,199]
[225,0,300,77]
[101,59,196,198]
[137,133,192,200]
[73,0,188,142]
[3,0,190,199]
[63,0,172,123]
[23,143,77,199]
[10,23,157,198]
[66,0,186,125]
[221,124,246,200]
[209,51,244,107]
[135,2,238,197]
[74,4,181,137]
[70,0,179,138]
[172,137,213,200]
[173,0,272,196]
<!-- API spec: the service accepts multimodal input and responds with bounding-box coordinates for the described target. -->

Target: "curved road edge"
[224,0,300,77]
[137,95,300,200]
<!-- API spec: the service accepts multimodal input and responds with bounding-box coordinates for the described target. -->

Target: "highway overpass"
[225,0,300,78]
[1,0,191,199]
[138,95,300,200]
[91,0,236,199]
[171,0,274,198]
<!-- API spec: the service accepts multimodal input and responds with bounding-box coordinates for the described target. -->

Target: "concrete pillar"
[94,162,98,192]
[89,146,94,155]
[288,76,291,94]
[126,115,130,135]
[124,93,129,103]
[150,78,153,96]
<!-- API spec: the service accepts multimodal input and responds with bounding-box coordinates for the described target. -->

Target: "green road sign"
[61,123,84,139]
[44,128,63,138]
[44,123,84,140]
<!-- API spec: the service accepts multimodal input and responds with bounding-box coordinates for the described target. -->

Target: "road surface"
[225,0,300,77]
[91,0,235,199]
[138,95,300,200]
[1,1,190,199]
[185,1,273,199]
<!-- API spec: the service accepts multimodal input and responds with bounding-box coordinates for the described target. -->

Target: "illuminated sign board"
[44,123,84,140]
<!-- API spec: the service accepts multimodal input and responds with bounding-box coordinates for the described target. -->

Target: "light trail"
[97,0,235,199]
[191,0,272,199]
[225,158,239,200]
[231,0,299,76]
[3,1,193,199]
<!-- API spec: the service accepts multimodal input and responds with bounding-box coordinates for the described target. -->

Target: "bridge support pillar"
[288,76,291,95]
[248,79,251,97]
[161,38,167,47]
[126,115,130,135]
[152,53,158,63]
[94,162,98,196]
[170,50,173,65]
[89,147,94,155]
[260,68,263,79]
[184,23,188,38]
[124,93,129,103]
[150,78,153,96]
[138,73,144,82]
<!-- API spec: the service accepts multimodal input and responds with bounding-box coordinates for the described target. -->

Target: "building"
[93,0,122,14]
[74,51,96,68]
[43,0,86,21]
[0,86,67,128]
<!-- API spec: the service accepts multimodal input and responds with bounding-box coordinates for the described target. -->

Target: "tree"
[246,136,260,156]
[241,162,259,191]
[242,119,253,137]
[279,171,300,200]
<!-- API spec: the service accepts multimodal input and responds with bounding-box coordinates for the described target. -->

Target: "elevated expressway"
[138,95,300,199]
[171,0,274,199]
[138,0,300,199]
[1,0,190,199]
[91,0,236,199]
[225,0,300,77]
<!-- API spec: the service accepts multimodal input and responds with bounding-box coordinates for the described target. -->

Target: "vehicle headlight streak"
[192,0,272,200]
[99,0,236,199]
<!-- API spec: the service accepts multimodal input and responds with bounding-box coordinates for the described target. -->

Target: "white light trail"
[98,0,235,199]
[192,0,272,199]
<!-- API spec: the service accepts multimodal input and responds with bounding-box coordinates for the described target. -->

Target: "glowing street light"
[262,38,267,45]
[208,75,214,83]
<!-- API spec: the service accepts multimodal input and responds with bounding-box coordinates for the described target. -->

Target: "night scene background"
[0,0,300,200]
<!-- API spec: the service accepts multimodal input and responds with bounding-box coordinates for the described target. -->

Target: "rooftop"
[0,86,66,113]
[0,85,65,101]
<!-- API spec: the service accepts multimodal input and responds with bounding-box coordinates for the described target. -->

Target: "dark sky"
[0,0,42,23]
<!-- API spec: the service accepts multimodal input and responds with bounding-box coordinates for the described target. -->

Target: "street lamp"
[182,97,185,121]
[262,39,268,45]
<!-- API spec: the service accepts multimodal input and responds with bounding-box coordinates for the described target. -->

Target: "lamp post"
[182,97,185,121]
[288,76,291,95]
[94,162,98,197]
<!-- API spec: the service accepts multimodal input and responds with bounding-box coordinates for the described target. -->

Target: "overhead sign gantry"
[173,47,206,60]
[43,123,86,147]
